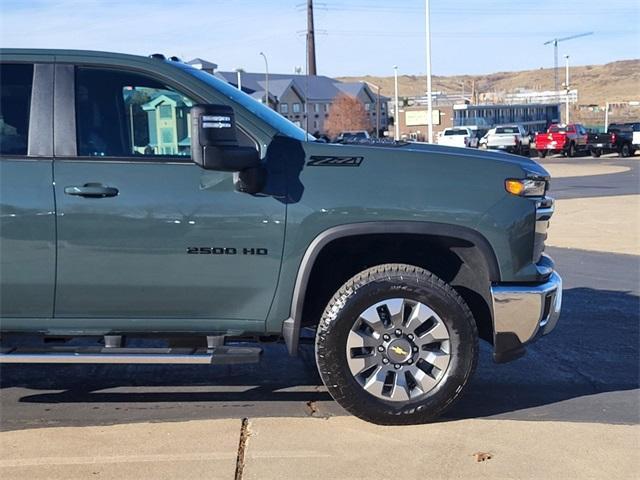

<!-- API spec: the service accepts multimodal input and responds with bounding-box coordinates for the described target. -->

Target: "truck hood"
[314,140,550,179]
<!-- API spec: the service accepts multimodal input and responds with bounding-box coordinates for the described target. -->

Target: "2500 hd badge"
[186,247,268,255]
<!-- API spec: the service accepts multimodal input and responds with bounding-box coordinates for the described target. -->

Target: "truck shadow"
[1,287,638,426]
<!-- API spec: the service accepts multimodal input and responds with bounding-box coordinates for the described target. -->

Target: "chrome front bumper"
[490,271,562,362]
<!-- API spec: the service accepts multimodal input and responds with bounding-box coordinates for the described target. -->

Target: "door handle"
[64,183,119,198]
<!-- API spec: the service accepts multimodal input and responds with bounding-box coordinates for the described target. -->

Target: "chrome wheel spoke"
[347,351,379,376]
[347,329,380,349]
[362,366,387,397]
[389,371,411,401]
[416,321,449,346]
[358,304,386,333]
[384,298,406,329]
[410,366,438,394]
[404,302,437,332]
[423,351,450,371]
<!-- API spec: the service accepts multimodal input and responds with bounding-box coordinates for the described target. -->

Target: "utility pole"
[425,0,434,143]
[544,32,592,104]
[306,0,317,76]
[394,65,400,141]
[259,52,269,108]
[376,85,381,138]
[604,101,610,132]
[564,55,570,123]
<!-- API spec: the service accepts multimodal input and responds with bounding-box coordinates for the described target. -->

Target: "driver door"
[53,65,285,326]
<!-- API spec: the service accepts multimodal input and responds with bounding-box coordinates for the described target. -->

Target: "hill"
[338,59,640,107]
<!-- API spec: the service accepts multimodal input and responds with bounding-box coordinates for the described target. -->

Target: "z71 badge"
[307,156,364,167]
[187,247,268,255]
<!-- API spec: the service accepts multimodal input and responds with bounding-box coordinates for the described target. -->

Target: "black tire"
[567,142,576,158]
[591,149,601,158]
[315,263,478,425]
[538,149,547,158]
[620,143,631,157]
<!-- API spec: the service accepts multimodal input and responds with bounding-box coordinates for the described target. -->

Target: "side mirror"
[191,104,265,193]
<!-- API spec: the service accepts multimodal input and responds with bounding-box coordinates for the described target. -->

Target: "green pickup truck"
[0,49,562,425]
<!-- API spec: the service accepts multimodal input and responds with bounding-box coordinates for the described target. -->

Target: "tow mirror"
[191,104,265,193]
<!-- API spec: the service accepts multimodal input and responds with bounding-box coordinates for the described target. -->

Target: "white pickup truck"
[632,123,640,149]
[484,125,531,156]
[437,127,478,148]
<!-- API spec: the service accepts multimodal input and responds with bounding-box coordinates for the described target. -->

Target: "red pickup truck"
[534,123,589,158]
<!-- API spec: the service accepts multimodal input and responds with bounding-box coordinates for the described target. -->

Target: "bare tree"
[325,94,370,139]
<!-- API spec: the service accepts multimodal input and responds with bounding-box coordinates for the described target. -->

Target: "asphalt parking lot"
[1,153,638,479]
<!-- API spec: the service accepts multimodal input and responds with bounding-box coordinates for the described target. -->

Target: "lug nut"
[408,334,414,340]
[377,345,385,352]
[395,329,402,336]
[382,357,389,364]
[394,364,401,369]
[407,359,414,365]
[412,346,419,353]
[383,334,390,341]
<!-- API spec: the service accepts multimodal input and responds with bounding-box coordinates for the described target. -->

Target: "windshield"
[176,63,312,142]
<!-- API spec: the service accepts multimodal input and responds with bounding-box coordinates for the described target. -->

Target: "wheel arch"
[282,221,500,355]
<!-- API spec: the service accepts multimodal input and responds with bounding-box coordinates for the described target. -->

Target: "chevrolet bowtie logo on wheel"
[390,346,409,356]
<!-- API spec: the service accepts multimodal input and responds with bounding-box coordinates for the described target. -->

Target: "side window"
[0,63,34,156]
[76,67,194,158]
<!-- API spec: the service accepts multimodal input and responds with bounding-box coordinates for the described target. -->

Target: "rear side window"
[75,67,195,158]
[0,63,34,155]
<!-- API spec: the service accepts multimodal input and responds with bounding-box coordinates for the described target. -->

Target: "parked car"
[478,128,494,149]
[485,124,531,156]
[437,127,479,148]
[335,130,370,143]
[533,123,589,158]
[0,49,562,425]
[587,123,637,157]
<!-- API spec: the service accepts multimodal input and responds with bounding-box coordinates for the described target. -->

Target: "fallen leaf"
[472,452,493,462]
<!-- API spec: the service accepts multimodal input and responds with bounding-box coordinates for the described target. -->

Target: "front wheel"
[538,149,547,158]
[315,264,478,425]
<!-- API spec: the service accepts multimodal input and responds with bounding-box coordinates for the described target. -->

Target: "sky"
[0,0,638,77]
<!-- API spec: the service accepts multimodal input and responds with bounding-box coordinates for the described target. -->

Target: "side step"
[0,345,262,365]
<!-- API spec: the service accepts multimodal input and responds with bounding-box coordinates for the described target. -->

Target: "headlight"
[505,178,547,197]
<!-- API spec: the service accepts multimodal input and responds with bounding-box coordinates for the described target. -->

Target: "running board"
[0,346,262,365]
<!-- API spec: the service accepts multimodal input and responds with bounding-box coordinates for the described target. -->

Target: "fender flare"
[282,221,500,355]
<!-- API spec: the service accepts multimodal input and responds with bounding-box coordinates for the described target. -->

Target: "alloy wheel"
[345,298,451,402]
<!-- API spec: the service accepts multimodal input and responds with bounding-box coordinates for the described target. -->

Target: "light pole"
[235,68,244,91]
[604,101,610,132]
[425,0,434,143]
[394,65,400,141]
[564,55,570,123]
[259,52,269,108]
[376,84,381,138]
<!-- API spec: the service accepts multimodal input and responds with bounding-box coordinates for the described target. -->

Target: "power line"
[314,29,630,39]
[309,3,632,15]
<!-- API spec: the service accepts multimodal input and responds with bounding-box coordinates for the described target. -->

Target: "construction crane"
[544,32,593,103]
